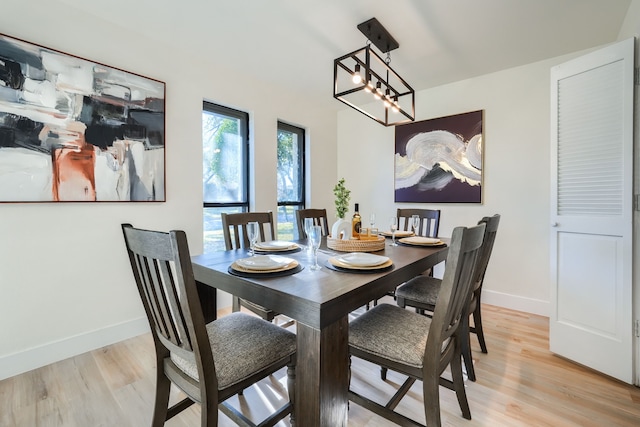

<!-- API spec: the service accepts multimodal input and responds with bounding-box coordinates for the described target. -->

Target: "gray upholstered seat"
[394,275,441,307]
[350,303,431,369]
[171,312,296,389]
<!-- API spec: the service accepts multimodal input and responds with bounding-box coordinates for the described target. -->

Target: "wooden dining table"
[191,236,449,427]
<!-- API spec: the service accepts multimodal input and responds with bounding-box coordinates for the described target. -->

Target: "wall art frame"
[394,110,483,204]
[0,33,166,202]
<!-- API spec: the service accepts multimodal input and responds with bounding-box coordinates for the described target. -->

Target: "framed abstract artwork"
[394,110,483,203]
[0,33,165,202]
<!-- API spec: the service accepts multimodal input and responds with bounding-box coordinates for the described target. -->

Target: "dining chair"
[348,223,485,427]
[369,207,442,309]
[221,212,282,323]
[121,224,296,427]
[395,214,501,382]
[295,208,330,238]
[397,208,441,237]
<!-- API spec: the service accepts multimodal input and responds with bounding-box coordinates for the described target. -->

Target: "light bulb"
[383,88,391,107]
[364,74,373,92]
[352,64,362,84]
[391,96,399,112]
[373,81,382,100]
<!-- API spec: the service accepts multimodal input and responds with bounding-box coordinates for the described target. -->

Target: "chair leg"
[423,371,441,427]
[151,367,171,427]
[287,362,296,426]
[450,343,472,420]
[232,296,241,312]
[473,304,488,354]
[461,316,476,382]
[201,396,217,427]
[380,366,387,381]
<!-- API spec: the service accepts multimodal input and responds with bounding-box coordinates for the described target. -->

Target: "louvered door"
[550,38,634,383]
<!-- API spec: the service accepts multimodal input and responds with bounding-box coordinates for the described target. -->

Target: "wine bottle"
[352,203,361,239]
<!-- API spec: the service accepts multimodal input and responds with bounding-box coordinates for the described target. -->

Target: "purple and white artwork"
[394,110,483,203]
[0,33,165,202]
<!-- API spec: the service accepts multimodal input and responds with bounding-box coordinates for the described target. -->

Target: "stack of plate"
[380,230,414,238]
[254,241,300,253]
[398,236,445,246]
[231,255,298,273]
[328,252,392,271]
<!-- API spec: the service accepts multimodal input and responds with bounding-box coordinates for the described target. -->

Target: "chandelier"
[333,18,415,126]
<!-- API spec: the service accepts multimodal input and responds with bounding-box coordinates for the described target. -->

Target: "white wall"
[0,1,337,379]
[337,0,640,319]
[338,54,589,316]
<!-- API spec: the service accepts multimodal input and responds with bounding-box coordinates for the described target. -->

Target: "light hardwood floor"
[1,302,639,427]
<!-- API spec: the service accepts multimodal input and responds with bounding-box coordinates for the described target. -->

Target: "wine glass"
[246,221,259,256]
[411,214,420,236]
[389,216,398,246]
[304,217,314,252]
[308,225,322,270]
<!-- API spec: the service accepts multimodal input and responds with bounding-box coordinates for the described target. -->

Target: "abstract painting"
[394,110,483,203]
[0,33,165,202]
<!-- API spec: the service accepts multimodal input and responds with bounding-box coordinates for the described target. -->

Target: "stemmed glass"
[389,216,398,246]
[246,221,259,256]
[411,214,420,236]
[308,225,322,270]
[304,217,314,253]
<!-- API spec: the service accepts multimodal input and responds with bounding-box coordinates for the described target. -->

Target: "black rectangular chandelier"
[333,18,415,127]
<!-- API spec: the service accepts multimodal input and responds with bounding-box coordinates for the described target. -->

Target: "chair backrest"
[469,214,501,305]
[397,208,441,237]
[424,223,485,368]
[296,208,330,238]
[121,224,216,390]
[221,212,276,250]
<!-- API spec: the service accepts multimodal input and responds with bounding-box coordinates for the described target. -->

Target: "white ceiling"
[59,0,631,109]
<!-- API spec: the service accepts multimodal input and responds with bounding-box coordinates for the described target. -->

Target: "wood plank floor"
[1,302,639,426]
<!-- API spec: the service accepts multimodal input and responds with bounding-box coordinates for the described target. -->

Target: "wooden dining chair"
[221,212,281,322]
[397,208,441,237]
[295,208,329,238]
[121,224,296,427]
[348,223,485,427]
[369,208,442,309]
[395,214,501,382]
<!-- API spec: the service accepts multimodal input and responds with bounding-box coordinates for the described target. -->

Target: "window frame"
[202,101,250,212]
[276,121,305,208]
[276,121,306,239]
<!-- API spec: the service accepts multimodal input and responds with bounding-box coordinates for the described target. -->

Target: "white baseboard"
[483,289,550,317]
[0,317,149,381]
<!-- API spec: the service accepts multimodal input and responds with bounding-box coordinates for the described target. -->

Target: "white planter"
[331,218,352,240]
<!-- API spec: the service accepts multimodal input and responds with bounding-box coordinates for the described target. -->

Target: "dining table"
[191,235,449,427]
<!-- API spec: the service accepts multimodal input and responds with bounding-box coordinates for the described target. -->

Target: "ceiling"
[59,0,631,110]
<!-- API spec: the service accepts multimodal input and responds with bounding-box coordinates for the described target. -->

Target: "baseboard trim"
[483,289,550,317]
[0,317,149,381]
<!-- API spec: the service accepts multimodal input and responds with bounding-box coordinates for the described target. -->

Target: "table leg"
[195,281,217,323]
[295,316,349,426]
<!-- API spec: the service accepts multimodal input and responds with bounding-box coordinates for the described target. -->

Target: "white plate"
[380,230,414,238]
[399,236,443,245]
[254,240,296,250]
[235,255,294,271]
[334,252,389,267]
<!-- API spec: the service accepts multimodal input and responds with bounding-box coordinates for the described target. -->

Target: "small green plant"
[333,178,351,219]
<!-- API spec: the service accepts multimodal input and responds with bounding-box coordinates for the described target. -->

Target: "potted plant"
[331,178,352,239]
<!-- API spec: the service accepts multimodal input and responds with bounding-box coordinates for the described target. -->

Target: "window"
[276,122,305,240]
[202,102,249,252]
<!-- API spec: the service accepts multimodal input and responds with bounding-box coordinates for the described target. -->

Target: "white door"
[550,37,634,384]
